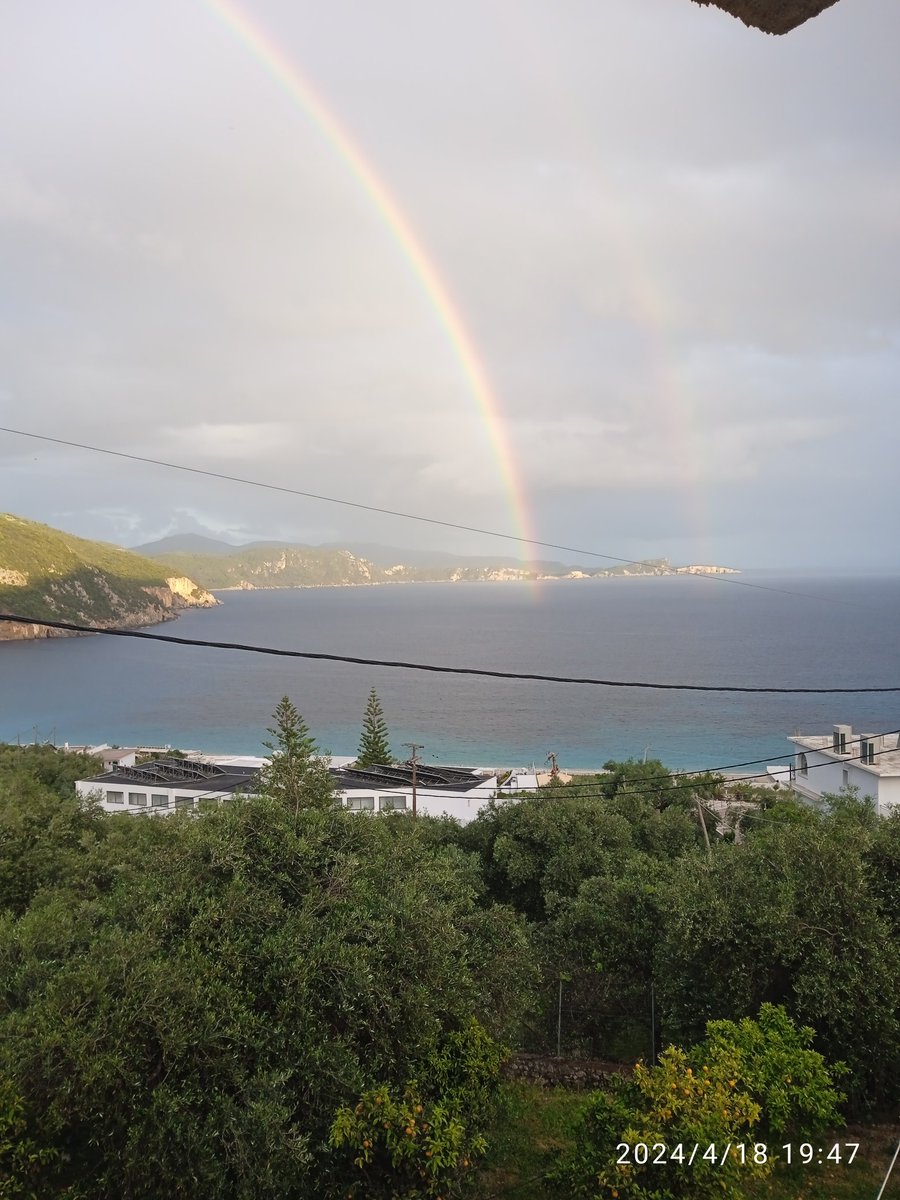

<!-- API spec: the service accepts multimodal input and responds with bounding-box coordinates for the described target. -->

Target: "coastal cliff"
[0,514,217,642]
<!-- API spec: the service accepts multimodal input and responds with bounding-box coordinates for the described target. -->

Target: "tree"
[260,696,334,816]
[355,688,392,769]
[0,788,536,1199]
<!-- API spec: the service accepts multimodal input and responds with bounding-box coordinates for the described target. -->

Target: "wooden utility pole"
[694,796,712,857]
[403,742,424,818]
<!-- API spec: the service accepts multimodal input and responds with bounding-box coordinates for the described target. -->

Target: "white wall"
[791,749,900,815]
[76,781,238,815]
[336,779,502,823]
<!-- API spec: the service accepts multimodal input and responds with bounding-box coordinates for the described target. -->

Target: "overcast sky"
[1,0,898,569]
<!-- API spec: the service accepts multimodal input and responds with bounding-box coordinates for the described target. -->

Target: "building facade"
[76,756,503,823]
[788,724,900,816]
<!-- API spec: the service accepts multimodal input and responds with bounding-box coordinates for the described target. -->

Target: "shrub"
[329,1020,506,1199]
[554,1006,845,1200]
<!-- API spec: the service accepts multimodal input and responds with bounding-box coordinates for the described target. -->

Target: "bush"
[329,1020,506,1198]
[554,1005,844,1200]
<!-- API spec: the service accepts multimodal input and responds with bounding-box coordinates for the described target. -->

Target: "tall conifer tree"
[355,688,392,768]
[260,695,334,815]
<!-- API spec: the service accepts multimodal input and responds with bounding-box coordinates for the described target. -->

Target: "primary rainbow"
[200,0,536,560]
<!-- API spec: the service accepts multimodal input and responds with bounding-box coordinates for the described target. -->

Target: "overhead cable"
[396,734,899,801]
[1,613,897,693]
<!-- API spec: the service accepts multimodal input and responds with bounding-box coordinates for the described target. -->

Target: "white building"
[330,762,502,823]
[76,758,261,814]
[76,757,504,823]
[64,744,140,770]
[788,724,900,816]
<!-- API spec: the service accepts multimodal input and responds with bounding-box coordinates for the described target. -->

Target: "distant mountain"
[131,533,244,556]
[133,534,552,570]
[0,514,218,642]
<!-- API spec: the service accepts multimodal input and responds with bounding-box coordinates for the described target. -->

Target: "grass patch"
[742,1122,900,1199]
[476,1083,584,1200]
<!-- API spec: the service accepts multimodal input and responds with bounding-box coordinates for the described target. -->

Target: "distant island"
[0,515,739,641]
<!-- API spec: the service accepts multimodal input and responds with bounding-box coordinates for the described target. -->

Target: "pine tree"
[355,688,392,768]
[260,696,334,816]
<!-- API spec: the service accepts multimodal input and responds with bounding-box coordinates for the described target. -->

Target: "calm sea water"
[2,575,899,772]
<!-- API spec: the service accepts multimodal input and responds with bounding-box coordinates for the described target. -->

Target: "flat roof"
[81,758,260,794]
[332,763,493,793]
[790,733,900,777]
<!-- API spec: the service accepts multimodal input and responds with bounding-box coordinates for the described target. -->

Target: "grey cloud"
[1,0,898,567]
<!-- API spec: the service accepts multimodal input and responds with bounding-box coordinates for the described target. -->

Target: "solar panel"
[117,758,226,784]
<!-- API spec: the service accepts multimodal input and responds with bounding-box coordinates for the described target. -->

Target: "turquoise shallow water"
[2,574,899,773]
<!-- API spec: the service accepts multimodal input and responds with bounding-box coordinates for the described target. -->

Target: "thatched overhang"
[692,0,841,34]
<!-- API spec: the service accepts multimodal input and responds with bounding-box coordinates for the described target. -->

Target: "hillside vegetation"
[0,513,216,640]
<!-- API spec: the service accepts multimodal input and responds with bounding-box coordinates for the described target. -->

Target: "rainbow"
[199,0,536,562]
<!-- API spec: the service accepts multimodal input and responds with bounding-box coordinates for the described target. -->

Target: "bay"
[1,574,899,772]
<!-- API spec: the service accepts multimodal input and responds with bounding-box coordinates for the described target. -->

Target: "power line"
[489,729,900,795]
[0,425,862,606]
[408,737,896,802]
[398,728,900,801]
[2,612,897,693]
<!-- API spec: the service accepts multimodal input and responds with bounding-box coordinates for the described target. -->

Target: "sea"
[2,574,899,774]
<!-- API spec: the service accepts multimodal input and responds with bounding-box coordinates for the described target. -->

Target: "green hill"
[0,514,217,641]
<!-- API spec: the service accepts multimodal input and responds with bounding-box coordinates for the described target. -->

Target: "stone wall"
[501,1053,632,1090]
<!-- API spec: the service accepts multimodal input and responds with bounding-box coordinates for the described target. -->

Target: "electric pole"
[402,742,424,818]
[694,796,712,856]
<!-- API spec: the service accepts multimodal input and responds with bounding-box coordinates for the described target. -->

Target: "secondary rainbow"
[490,0,715,563]
[200,0,536,558]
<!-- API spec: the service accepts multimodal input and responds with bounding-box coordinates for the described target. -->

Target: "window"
[106,790,124,804]
[151,794,169,808]
[128,792,147,807]
[798,753,808,777]
[346,795,375,811]
[379,794,407,811]
[174,796,194,810]
[842,769,850,788]
[198,797,220,811]
[861,740,875,765]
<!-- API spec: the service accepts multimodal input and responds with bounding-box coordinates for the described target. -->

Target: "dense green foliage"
[355,688,393,767]
[1,740,897,1197]
[454,765,900,1110]
[0,746,534,1199]
[330,1020,506,1198]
